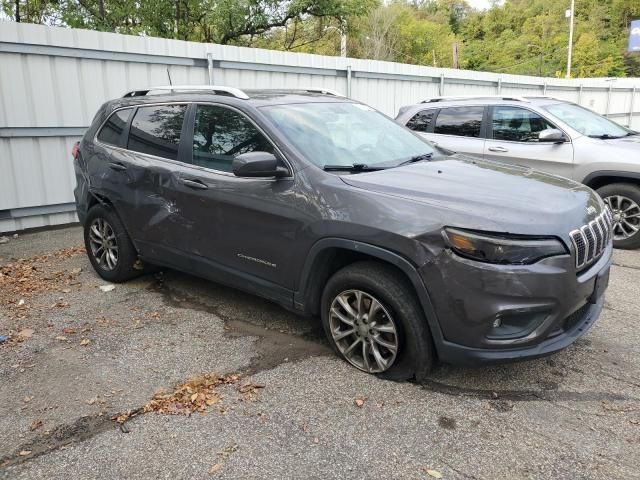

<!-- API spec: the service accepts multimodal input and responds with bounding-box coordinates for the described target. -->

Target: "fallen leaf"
[71,267,82,275]
[86,397,97,405]
[208,464,221,475]
[61,288,71,293]
[18,299,25,306]
[17,328,34,339]
[424,469,443,479]
[79,339,91,346]
[191,393,199,403]
[30,419,43,431]
[55,336,67,341]
[354,395,367,408]
[18,450,31,456]
[99,285,115,293]
[23,396,33,403]
[63,328,76,334]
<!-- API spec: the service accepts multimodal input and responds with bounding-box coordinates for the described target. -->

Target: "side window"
[434,106,484,138]
[192,105,274,172]
[127,104,187,160]
[406,110,435,132]
[97,108,132,147]
[491,106,555,142]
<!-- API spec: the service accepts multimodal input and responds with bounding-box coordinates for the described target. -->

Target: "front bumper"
[420,242,612,366]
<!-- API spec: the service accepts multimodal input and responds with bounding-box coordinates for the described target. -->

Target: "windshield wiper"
[323,163,385,172]
[588,134,625,140]
[394,152,433,168]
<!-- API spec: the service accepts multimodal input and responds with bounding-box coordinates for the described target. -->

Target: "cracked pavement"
[1,226,639,479]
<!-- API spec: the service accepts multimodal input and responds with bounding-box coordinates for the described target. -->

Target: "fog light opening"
[486,311,549,341]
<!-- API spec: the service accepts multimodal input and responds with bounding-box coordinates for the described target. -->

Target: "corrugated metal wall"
[1,22,639,232]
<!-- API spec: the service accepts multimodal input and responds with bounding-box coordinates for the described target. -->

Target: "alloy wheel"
[604,195,640,241]
[328,289,399,373]
[88,218,119,271]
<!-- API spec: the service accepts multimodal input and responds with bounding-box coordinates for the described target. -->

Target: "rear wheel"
[597,183,640,249]
[84,204,141,282]
[321,261,434,381]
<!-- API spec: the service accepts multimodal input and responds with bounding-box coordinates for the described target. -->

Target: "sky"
[467,0,499,10]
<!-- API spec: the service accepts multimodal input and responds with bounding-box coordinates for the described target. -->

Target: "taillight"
[71,142,79,160]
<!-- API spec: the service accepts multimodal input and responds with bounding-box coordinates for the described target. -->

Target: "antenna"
[166,68,173,87]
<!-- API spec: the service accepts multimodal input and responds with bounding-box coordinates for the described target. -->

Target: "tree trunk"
[15,0,20,22]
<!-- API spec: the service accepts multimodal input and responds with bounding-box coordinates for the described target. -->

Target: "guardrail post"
[207,53,214,85]
[543,81,547,95]
[630,86,637,127]
[347,65,352,99]
[439,74,445,96]
[497,77,502,94]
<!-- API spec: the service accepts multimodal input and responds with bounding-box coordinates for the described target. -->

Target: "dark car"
[73,86,612,380]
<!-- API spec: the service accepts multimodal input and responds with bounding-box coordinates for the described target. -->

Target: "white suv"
[396,96,640,249]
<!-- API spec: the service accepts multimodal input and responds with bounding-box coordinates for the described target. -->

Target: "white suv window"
[491,106,554,143]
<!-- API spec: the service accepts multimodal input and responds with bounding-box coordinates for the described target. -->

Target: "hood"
[600,134,640,147]
[340,155,602,236]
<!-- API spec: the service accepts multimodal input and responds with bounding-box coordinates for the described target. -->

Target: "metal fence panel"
[0,21,639,232]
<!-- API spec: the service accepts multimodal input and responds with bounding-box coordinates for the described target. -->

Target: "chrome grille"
[570,210,612,270]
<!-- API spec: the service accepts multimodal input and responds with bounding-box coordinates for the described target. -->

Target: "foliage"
[2,0,640,77]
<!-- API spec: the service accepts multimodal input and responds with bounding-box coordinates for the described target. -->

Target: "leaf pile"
[143,373,241,416]
[0,247,85,318]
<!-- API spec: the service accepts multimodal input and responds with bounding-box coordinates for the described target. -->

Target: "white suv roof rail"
[421,95,531,103]
[123,85,250,100]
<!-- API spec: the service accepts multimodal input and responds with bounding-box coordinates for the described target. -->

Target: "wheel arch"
[294,238,445,347]
[582,171,640,191]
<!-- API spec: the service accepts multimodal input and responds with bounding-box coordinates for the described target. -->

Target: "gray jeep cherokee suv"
[396,95,640,249]
[73,86,612,380]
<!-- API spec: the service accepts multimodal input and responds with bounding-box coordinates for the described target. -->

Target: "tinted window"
[127,105,186,160]
[192,105,274,172]
[97,109,132,146]
[491,106,555,142]
[406,110,435,132]
[434,106,484,137]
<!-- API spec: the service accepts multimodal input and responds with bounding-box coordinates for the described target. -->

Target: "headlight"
[443,228,567,265]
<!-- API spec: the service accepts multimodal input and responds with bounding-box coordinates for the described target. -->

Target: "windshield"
[261,102,435,169]
[544,103,630,138]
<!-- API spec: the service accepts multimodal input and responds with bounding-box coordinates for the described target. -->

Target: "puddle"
[149,272,331,375]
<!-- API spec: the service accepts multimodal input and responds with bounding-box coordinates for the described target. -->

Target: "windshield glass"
[261,102,435,169]
[544,103,629,138]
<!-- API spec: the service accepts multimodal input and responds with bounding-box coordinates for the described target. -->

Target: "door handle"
[488,146,509,153]
[181,178,209,190]
[108,162,127,171]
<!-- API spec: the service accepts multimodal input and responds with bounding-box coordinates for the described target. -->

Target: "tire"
[83,204,142,282]
[320,261,434,381]
[597,183,640,250]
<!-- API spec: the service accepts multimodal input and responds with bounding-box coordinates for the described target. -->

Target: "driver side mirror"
[232,152,289,178]
[538,128,566,143]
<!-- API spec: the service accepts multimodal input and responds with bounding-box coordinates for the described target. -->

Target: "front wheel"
[597,183,640,249]
[320,261,434,381]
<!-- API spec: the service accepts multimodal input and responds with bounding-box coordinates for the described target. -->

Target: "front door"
[483,105,574,178]
[171,103,302,296]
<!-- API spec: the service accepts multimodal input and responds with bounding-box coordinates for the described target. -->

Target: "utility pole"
[340,19,347,58]
[566,0,575,78]
[452,42,459,69]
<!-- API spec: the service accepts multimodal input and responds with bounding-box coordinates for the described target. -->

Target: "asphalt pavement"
[0,226,638,479]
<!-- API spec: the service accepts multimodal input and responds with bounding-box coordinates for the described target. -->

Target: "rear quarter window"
[127,104,187,161]
[97,108,133,147]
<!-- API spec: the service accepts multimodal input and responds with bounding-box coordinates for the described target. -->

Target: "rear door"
[483,105,574,178]
[109,103,189,252]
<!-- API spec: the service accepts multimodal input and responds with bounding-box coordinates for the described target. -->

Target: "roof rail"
[300,88,344,97]
[123,85,250,100]
[421,95,530,103]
